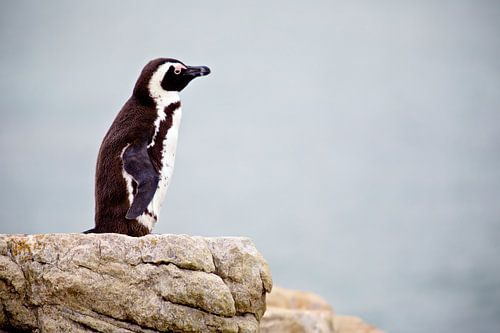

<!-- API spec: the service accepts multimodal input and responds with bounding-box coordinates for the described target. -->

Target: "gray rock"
[0,233,272,332]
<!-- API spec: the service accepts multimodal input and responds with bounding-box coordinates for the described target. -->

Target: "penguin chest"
[150,107,182,213]
[130,106,182,231]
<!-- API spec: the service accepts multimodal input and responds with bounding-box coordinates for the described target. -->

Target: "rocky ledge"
[0,233,272,332]
[261,286,384,333]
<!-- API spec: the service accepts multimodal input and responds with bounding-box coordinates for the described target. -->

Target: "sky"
[1,1,500,332]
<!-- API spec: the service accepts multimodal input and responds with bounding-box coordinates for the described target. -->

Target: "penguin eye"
[174,68,182,75]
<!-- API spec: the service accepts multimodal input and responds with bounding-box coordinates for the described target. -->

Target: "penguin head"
[159,59,210,92]
[133,58,210,104]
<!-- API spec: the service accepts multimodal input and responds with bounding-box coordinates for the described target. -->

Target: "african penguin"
[85,58,210,237]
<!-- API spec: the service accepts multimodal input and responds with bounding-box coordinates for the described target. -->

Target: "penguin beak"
[184,65,211,78]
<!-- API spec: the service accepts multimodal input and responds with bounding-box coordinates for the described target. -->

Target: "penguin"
[85,58,210,237]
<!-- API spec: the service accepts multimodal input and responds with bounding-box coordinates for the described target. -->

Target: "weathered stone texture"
[261,286,384,333]
[0,233,272,333]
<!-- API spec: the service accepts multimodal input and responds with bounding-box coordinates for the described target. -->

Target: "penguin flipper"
[122,140,160,220]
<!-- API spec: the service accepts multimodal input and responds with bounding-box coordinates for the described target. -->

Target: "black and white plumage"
[85,58,210,236]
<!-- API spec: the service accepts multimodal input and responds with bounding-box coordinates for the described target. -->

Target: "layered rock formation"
[0,233,272,332]
[261,286,384,333]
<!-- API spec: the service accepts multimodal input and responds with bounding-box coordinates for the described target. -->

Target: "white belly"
[136,106,182,231]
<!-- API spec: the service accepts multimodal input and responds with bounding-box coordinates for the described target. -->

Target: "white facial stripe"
[148,62,181,104]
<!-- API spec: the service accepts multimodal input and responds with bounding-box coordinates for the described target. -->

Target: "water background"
[1,1,499,332]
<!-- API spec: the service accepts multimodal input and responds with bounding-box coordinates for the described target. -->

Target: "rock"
[266,286,333,312]
[261,286,383,333]
[261,307,335,333]
[333,316,384,333]
[261,287,335,333]
[0,233,272,333]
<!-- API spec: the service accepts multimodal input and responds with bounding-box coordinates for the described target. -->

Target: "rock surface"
[333,316,384,333]
[261,286,383,333]
[265,286,333,312]
[0,233,272,332]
